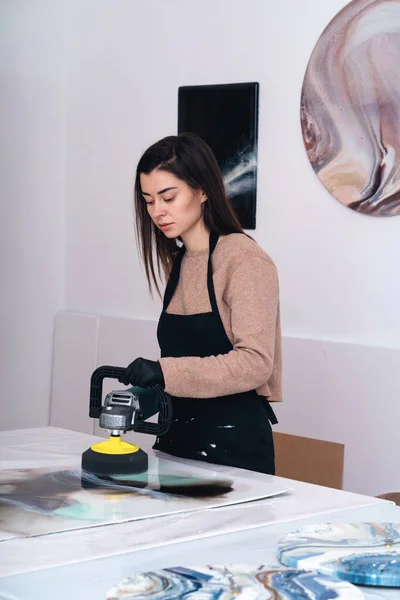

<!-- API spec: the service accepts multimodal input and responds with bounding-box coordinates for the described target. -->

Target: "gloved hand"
[118,357,165,388]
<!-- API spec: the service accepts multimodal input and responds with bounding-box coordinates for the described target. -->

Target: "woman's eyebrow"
[142,186,178,197]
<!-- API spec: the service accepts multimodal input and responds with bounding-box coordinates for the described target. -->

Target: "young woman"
[119,133,282,474]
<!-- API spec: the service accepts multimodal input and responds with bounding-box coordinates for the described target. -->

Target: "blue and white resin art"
[106,564,363,599]
[277,522,400,587]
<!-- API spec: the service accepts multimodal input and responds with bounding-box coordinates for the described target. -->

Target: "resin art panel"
[301,0,400,216]
[278,521,400,587]
[178,82,259,228]
[0,456,289,541]
[106,564,364,599]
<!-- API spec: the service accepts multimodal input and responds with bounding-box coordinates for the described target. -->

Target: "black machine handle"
[89,365,173,436]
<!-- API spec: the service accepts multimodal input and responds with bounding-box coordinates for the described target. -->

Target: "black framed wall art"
[178,82,259,229]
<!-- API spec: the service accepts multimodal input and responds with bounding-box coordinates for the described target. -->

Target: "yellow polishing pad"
[91,435,139,455]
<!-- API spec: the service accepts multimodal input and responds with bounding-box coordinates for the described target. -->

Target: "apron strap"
[264,400,278,425]
[162,245,186,311]
[163,231,220,314]
[207,231,220,314]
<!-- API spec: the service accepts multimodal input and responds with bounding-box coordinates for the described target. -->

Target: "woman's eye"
[163,197,174,202]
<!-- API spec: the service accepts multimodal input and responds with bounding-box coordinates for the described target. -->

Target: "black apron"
[153,232,277,475]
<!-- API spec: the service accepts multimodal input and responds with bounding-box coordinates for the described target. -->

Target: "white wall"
[0,0,66,429]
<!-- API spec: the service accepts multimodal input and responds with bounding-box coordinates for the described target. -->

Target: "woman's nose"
[152,201,167,217]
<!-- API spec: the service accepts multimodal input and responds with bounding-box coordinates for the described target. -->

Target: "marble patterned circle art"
[301,0,400,216]
[277,522,400,587]
[106,564,363,599]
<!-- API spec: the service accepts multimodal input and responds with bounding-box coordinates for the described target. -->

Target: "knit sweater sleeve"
[158,256,279,398]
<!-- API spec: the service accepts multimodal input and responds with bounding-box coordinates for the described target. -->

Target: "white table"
[1,427,399,599]
[1,503,399,600]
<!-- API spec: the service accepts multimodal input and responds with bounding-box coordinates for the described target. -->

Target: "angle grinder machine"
[81,365,173,477]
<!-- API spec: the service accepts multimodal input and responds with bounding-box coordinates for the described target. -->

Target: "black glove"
[118,357,165,388]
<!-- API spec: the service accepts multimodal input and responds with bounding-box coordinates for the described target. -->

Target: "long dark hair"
[134,132,245,296]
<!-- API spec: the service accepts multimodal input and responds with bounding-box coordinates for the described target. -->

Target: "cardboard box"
[273,432,344,490]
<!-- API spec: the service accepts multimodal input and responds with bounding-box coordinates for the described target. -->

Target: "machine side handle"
[89,365,126,418]
[134,383,173,436]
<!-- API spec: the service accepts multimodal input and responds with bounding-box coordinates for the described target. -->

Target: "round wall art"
[301,0,400,216]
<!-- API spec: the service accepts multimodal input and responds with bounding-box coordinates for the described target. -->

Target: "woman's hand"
[118,357,165,388]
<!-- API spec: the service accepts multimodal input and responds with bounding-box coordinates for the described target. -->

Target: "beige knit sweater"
[159,233,282,401]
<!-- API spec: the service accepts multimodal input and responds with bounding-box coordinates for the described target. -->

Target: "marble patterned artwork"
[301,0,400,216]
[277,522,400,587]
[0,458,290,541]
[106,565,364,599]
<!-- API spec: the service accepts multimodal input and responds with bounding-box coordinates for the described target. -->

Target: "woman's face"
[140,169,206,240]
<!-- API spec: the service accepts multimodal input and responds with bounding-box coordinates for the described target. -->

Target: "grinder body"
[81,365,173,476]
